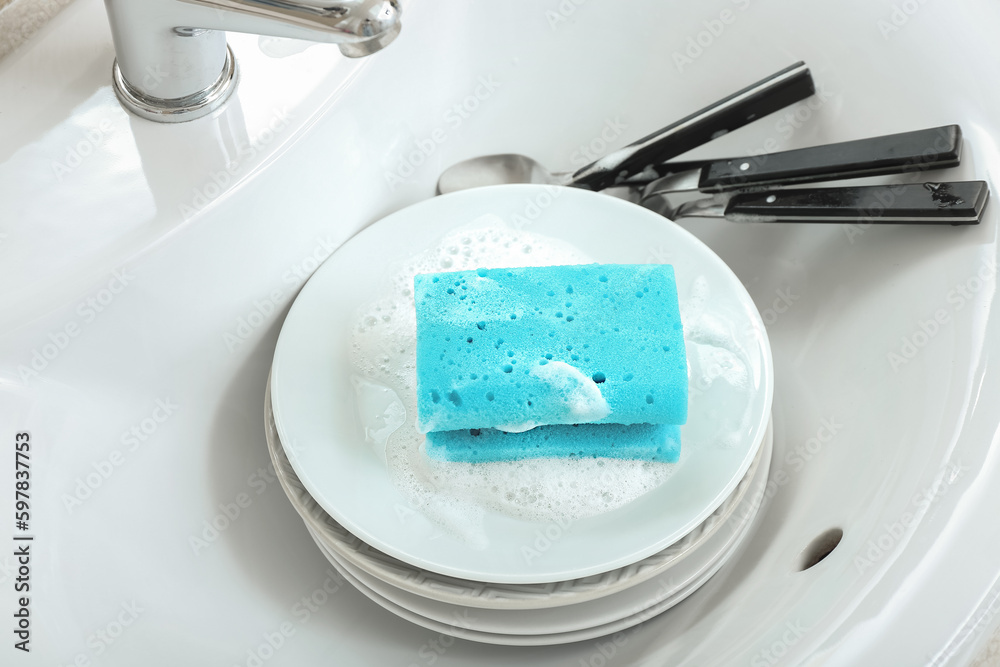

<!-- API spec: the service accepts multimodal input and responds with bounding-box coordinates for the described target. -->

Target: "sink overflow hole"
[797,527,843,571]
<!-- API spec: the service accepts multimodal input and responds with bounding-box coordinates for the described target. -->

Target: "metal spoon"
[436,62,815,195]
[437,153,561,192]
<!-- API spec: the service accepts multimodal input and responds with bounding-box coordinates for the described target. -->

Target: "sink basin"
[3,0,1000,664]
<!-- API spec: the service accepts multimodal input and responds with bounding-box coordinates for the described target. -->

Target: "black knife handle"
[725,181,989,224]
[699,125,962,191]
[571,62,815,191]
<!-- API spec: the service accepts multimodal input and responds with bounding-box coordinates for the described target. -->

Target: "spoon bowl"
[436,154,562,194]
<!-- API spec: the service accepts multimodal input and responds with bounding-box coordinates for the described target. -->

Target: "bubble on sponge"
[495,361,611,433]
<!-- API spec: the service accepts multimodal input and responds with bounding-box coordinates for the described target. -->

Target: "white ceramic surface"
[6,0,1000,664]
[265,374,772,611]
[269,184,773,583]
[308,432,773,637]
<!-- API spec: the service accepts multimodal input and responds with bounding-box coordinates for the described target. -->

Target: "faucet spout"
[104,0,401,122]
[180,0,402,56]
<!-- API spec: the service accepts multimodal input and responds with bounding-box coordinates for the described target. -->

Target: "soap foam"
[680,275,754,449]
[531,361,611,422]
[495,361,611,433]
[350,218,683,539]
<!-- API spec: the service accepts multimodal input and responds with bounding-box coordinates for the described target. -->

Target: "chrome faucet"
[104,0,401,122]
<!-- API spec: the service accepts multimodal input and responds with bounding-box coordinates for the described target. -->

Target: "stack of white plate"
[266,185,775,646]
[265,383,772,645]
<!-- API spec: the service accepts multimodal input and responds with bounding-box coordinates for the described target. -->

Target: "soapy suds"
[494,421,539,434]
[350,375,406,464]
[680,275,754,449]
[349,217,752,540]
[530,361,612,422]
[495,361,611,433]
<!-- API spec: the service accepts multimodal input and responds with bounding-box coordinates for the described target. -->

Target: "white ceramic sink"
[3,0,1000,664]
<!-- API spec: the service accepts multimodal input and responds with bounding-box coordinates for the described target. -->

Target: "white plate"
[265,376,771,610]
[270,184,774,583]
[309,431,771,636]
[306,445,767,647]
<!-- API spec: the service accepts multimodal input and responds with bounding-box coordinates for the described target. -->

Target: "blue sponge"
[414,264,687,434]
[425,423,681,463]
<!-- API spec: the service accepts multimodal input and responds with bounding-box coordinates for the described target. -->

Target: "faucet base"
[112,44,240,123]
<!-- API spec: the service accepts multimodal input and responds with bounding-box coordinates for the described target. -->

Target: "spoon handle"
[721,181,989,224]
[570,62,815,191]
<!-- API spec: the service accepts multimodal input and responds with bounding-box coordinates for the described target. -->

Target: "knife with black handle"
[640,125,963,198]
[570,61,816,191]
[665,181,989,225]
